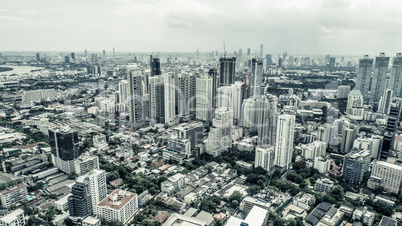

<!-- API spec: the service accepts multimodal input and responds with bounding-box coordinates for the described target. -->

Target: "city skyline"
[1,0,402,55]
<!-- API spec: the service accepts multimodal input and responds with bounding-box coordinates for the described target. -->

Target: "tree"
[331,185,345,200]
[231,200,239,208]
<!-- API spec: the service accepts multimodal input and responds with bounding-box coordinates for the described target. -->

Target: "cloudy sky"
[1,0,402,55]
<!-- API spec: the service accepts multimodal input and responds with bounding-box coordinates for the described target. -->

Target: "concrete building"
[315,178,334,193]
[127,70,143,123]
[22,89,58,102]
[162,137,191,164]
[68,180,93,221]
[195,75,213,121]
[337,85,351,99]
[340,124,358,153]
[216,82,243,121]
[176,73,196,116]
[368,160,402,194]
[346,89,365,120]
[74,153,99,176]
[355,55,373,103]
[301,141,327,160]
[219,57,236,86]
[164,73,176,125]
[118,80,128,113]
[173,122,203,148]
[0,208,25,226]
[82,216,101,226]
[148,75,165,124]
[95,190,138,225]
[254,145,275,171]
[378,89,393,115]
[389,53,402,98]
[274,114,295,170]
[77,169,107,212]
[314,157,331,174]
[250,58,264,98]
[54,194,72,211]
[369,53,389,105]
[342,148,371,184]
[207,107,233,157]
[0,183,27,209]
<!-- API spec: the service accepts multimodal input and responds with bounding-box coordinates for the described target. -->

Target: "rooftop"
[97,189,137,211]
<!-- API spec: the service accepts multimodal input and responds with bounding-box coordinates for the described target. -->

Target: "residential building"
[0,208,25,226]
[127,70,143,123]
[219,57,236,86]
[346,89,364,120]
[207,107,233,157]
[195,75,213,121]
[255,145,275,171]
[314,178,334,193]
[389,53,402,98]
[0,183,27,209]
[342,148,371,184]
[340,124,358,153]
[274,114,295,170]
[74,153,99,176]
[337,85,351,99]
[369,53,389,105]
[68,180,93,221]
[355,55,373,103]
[368,160,402,194]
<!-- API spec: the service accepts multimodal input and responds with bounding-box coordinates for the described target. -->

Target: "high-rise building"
[250,58,263,98]
[94,190,138,225]
[177,73,196,116]
[346,89,364,120]
[356,55,374,103]
[378,89,393,114]
[148,75,165,124]
[238,49,243,62]
[329,57,336,67]
[216,82,243,121]
[219,57,236,86]
[68,180,93,220]
[65,56,70,64]
[49,127,81,174]
[274,114,295,170]
[195,75,213,121]
[381,100,402,159]
[342,148,371,184]
[113,47,115,55]
[77,169,107,212]
[102,50,105,56]
[127,70,143,123]
[259,44,263,58]
[390,53,402,98]
[337,85,351,99]
[255,145,275,171]
[207,107,233,157]
[208,68,219,108]
[118,80,128,113]
[266,54,273,66]
[340,124,358,153]
[74,153,99,176]
[91,54,98,64]
[369,53,389,105]
[368,160,402,194]
[150,57,161,77]
[247,48,251,57]
[278,57,282,68]
[84,49,88,57]
[164,73,176,125]
[36,53,40,62]
[71,52,76,60]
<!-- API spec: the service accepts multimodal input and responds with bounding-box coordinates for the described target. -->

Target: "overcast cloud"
[1,0,402,55]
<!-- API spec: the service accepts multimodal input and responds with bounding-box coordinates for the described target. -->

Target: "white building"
[95,190,138,225]
[274,114,295,170]
[254,145,275,171]
[195,75,213,121]
[346,89,364,120]
[22,89,58,102]
[127,70,143,123]
[337,85,351,99]
[82,216,102,226]
[74,153,99,176]
[164,73,176,125]
[368,160,402,194]
[118,80,128,113]
[301,141,327,160]
[162,137,191,164]
[216,82,243,121]
[314,178,334,193]
[0,183,27,209]
[0,208,25,226]
[313,157,331,174]
[54,194,72,211]
[77,169,107,212]
[207,107,233,157]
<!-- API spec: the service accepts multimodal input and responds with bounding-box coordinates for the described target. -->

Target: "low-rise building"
[315,178,334,193]
[0,208,25,226]
[0,183,28,209]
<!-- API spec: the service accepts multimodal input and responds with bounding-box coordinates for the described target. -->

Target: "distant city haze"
[1,0,402,55]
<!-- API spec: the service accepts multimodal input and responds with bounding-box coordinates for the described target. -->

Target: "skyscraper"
[36,53,40,62]
[255,145,275,171]
[378,88,393,114]
[102,50,105,56]
[207,107,233,157]
[216,82,243,121]
[238,49,243,62]
[64,56,70,64]
[343,148,371,185]
[71,52,75,60]
[274,114,295,170]
[164,73,176,125]
[247,48,251,57]
[148,75,165,124]
[219,57,236,86]
[49,127,81,174]
[329,57,336,67]
[127,70,143,123]
[208,68,219,108]
[196,75,213,121]
[118,80,128,113]
[369,53,389,105]
[68,181,93,220]
[177,73,196,116]
[150,57,161,77]
[390,53,402,98]
[340,124,358,153]
[259,44,263,58]
[77,169,107,213]
[266,54,273,66]
[381,100,401,159]
[250,58,263,98]
[356,55,374,103]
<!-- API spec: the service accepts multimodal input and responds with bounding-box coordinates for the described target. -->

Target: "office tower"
[195,75,213,121]
[238,49,243,62]
[378,89,393,114]
[247,48,251,57]
[278,57,282,68]
[259,44,263,58]
[148,76,165,124]
[164,73,176,125]
[381,100,402,159]
[150,57,161,77]
[91,54,98,64]
[274,114,295,170]
[340,124,358,153]
[74,153,99,176]
[368,160,402,194]
[390,53,402,98]
[250,58,263,98]
[77,169,107,212]
[208,68,219,108]
[219,57,236,86]
[266,54,273,66]
[102,50,105,56]
[346,89,364,120]
[369,53,389,105]
[68,181,93,220]
[84,49,88,56]
[216,82,243,121]
[65,56,70,64]
[356,55,374,103]
[49,127,81,174]
[342,148,371,184]
[118,80,128,113]
[36,53,40,62]
[177,73,196,116]
[337,85,351,99]
[329,57,336,67]
[94,190,138,225]
[127,70,143,123]
[207,107,233,157]
[113,47,115,55]
[255,145,275,171]
[242,95,277,145]
[71,52,75,60]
